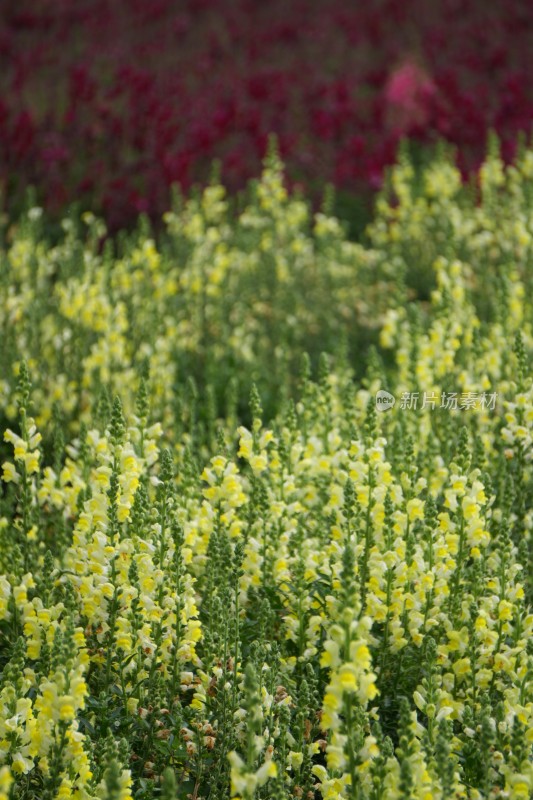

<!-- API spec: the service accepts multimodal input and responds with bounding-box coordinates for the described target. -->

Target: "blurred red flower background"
[1,0,532,227]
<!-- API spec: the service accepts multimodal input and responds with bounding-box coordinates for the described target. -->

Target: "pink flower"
[384,58,437,134]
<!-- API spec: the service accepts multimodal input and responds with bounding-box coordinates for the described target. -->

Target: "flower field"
[0,141,532,800]
[2,0,533,227]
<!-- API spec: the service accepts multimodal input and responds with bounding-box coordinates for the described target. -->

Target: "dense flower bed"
[0,145,532,799]
[1,0,533,226]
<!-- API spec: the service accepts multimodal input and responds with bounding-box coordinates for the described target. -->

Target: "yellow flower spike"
[1,462,20,484]
[11,754,33,775]
[0,766,13,800]
[498,600,514,621]
[406,498,425,522]
[337,665,359,693]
